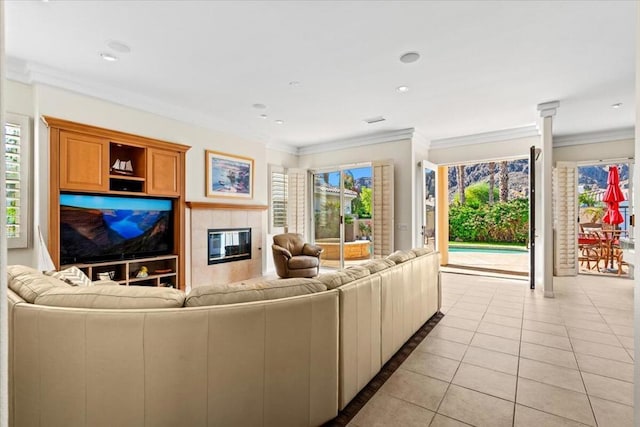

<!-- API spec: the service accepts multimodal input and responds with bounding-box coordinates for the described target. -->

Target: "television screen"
[60,194,173,264]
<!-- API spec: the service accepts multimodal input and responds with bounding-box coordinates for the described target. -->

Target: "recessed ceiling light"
[106,40,131,54]
[275,120,284,125]
[400,52,420,64]
[611,103,623,109]
[289,81,300,86]
[397,86,409,93]
[252,103,267,109]
[99,52,118,62]
[259,114,268,119]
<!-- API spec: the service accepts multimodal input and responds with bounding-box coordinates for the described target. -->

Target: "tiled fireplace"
[188,202,266,288]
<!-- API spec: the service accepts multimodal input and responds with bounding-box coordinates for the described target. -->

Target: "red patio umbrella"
[602,166,625,225]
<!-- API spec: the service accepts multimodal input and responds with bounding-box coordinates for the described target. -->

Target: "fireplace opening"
[208,228,251,265]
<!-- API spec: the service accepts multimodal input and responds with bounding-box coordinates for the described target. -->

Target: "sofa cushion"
[288,255,319,269]
[411,247,434,257]
[46,266,92,286]
[386,250,417,264]
[185,278,327,307]
[316,272,354,290]
[8,265,70,303]
[360,259,395,274]
[342,265,371,280]
[34,285,186,309]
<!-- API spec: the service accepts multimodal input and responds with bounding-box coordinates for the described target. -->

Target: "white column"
[536,101,559,297]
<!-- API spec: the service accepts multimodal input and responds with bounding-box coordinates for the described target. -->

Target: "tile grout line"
[564,285,601,427]
[511,287,527,427]
[429,287,494,426]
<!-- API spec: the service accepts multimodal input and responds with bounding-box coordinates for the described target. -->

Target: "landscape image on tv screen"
[60,194,173,264]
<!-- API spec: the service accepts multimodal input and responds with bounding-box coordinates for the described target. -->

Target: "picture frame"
[205,150,254,199]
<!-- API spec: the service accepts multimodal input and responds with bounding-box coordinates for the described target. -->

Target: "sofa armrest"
[302,243,323,257]
[272,244,293,259]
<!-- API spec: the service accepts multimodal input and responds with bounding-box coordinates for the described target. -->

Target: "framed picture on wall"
[205,150,254,199]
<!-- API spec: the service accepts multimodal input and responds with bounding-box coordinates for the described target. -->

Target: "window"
[4,114,30,248]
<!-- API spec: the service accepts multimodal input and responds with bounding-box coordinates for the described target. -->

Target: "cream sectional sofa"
[7,249,439,427]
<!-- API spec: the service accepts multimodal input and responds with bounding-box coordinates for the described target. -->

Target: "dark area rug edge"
[323,311,445,427]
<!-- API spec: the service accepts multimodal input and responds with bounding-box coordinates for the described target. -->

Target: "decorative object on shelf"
[111,158,134,175]
[154,268,172,274]
[205,150,254,199]
[135,266,149,278]
[97,271,115,281]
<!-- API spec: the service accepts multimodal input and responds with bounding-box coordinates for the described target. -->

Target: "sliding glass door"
[313,165,373,269]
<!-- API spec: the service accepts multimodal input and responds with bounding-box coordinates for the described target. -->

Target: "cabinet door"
[60,131,110,191]
[147,148,181,196]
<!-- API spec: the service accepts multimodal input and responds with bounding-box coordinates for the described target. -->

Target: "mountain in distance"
[448,161,629,202]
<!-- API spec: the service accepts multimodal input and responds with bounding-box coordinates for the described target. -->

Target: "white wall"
[428,136,538,165]
[7,82,271,280]
[554,138,634,163]
[298,139,414,251]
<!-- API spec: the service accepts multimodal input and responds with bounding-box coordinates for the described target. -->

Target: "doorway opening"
[577,161,633,278]
[312,165,373,269]
[446,158,530,276]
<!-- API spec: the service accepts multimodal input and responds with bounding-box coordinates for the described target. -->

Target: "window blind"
[372,161,394,257]
[553,161,577,276]
[287,169,306,235]
[270,167,288,231]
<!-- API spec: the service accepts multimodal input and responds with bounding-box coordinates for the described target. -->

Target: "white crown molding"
[430,125,539,149]
[297,128,415,156]
[412,129,430,152]
[553,127,635,147]
[6,57,270,146]
[537,100,560,118]
[266,141,298,155]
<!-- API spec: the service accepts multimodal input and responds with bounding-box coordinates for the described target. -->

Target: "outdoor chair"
[578,231,600,271]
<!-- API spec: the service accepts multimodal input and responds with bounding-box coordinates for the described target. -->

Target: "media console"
[44,117,190,290]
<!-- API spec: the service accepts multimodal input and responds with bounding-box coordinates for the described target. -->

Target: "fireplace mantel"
[187,202,268,211]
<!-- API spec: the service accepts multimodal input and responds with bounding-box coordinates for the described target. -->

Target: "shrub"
[449,198,529,244]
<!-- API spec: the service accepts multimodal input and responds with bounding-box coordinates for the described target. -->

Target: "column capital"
[537,101,560,118]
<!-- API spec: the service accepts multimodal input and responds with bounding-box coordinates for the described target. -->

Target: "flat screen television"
[60,193,174,264]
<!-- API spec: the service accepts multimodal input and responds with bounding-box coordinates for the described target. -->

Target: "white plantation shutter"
[553,161,577,276]
[372,161,394,257]
[268,165,288,233]
[287,169,306,235]
[4,113,30,248]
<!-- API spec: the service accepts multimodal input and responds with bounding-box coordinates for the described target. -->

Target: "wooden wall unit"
[44,116,191,290]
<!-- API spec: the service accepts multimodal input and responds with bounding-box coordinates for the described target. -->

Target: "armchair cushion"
[289,255,320,269]
[302,243,323,257]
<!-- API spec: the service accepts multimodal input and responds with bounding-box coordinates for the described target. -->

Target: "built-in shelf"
[68,255,179,288]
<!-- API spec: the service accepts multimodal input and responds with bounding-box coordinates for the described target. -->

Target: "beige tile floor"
[349,272,634,427]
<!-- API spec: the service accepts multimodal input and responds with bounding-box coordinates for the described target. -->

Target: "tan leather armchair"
[272,233,323,278]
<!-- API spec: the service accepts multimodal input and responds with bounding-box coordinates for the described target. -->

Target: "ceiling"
[5,1,636,149]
